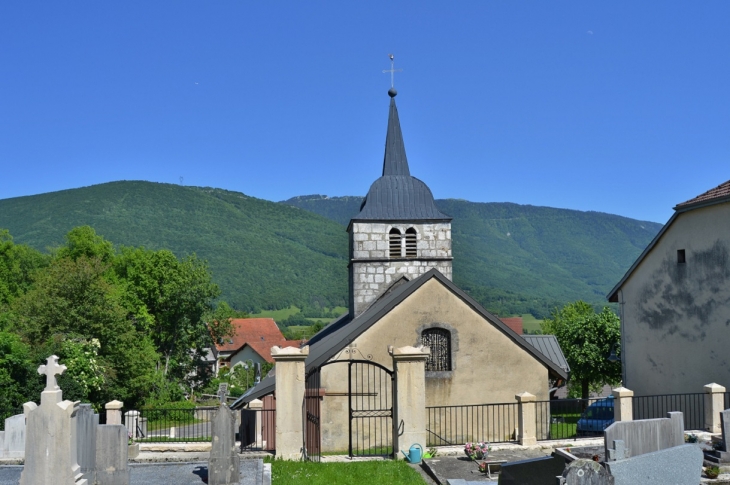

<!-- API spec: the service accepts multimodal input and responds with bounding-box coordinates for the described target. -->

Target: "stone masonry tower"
[348,87,452,317]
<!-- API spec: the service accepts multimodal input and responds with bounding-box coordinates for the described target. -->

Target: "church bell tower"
[347,86,452,317]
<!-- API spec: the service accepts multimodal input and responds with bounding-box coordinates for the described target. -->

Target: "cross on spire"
[38,355,66,392]
[382,54,402,89]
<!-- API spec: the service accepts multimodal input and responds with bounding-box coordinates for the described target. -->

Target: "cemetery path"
[0,461,263,485]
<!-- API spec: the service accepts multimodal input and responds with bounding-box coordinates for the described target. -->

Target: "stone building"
[235,87,568,452]
[608,180,730,396]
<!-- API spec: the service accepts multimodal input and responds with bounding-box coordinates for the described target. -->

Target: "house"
[234,87,568,451]
[214,318,299,373]
[608,180,730,395]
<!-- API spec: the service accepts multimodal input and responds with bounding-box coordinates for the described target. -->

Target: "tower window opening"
[405,228,417,258]
[677,249,686,264]
[422,328,451,371]
[389,228,402,258]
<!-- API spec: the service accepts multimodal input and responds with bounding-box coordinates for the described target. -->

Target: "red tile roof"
[675,179,730,209]
[500,317,523,335]
[215,318,289,363]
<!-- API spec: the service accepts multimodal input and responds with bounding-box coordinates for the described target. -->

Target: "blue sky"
[1,2,728,224]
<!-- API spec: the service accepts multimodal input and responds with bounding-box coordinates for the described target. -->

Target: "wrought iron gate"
[304,359,396,461]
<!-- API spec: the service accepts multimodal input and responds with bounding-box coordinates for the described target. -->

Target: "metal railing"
[535,397,613,441]
[426,402,519,446]
[632,393,705,430]
[240,408,276,452]
[129,407,215,443]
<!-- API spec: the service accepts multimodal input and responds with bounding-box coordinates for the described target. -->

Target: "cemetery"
[6,353,730,484]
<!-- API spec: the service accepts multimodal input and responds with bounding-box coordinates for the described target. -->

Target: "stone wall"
[349,222,452,316]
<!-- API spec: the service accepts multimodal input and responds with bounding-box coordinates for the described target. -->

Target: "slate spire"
[382,89,410,176]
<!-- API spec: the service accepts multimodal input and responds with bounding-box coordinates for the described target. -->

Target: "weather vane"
[382,54,402,89]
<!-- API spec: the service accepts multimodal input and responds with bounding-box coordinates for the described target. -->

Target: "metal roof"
[233,269,569,407]
[522,335,570,374]
[351,93,450,222]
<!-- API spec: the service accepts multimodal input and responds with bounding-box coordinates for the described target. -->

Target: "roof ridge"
[675,179,730,209]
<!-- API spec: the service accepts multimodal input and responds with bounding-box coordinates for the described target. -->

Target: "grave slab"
[498,454,566,485]
[604,411,684,460]
[2,416,24,459]
[209,404,240,485]
[605,443,702,485]
[705,409,730,464]
[76,404,98,485]
[560,459,613,484]
[96,424,130,485]
[0,460,266,485]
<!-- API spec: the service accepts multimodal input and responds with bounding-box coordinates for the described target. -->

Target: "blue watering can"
[401,443,423,463]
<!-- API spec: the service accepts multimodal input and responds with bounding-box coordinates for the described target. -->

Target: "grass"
[549,412,580,439]
[521,313,544,333]
[267,460,426,485]
[250,305,302,321]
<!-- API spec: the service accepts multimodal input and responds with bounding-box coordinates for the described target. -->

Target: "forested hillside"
[0,182,663,319]
[282,195,663,316]
[0,182,348,311]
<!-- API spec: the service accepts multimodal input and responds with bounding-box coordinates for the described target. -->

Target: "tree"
[541,301,621,400]
[204,301,248,346]
[114,246,220,380]
[0,332,42,420]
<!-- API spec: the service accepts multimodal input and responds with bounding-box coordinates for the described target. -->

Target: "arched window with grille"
[405,228,417,258]
[421,328,451,371]
[389,228,402,258]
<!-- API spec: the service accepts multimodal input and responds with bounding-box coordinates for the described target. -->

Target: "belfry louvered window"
[389,228,402,257]
[405,228,417,258]
[422,328,451,371]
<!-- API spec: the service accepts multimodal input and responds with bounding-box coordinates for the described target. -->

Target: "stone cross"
[607,440,627,461]
[217,383,229,404]
[720,409,730,452]
[38,355,66,392]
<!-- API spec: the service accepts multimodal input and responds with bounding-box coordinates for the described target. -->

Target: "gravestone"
[95,424,130,485]
[604,411,683,460]
[498,454,565,485]
[559,459,613,485]
[605,444,703,485]
[76,404,98,484]
[20,355,87,485]
[606,440,627,461]
[208,403,241,485]
[704,408,730,464]
[3,414,26,458]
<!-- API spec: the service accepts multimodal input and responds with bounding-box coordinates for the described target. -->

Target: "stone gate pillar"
[612,387,634,422]
[515,392,537,446]
[391,345,430,458]
[272,345,309,460]
[705,383,726,433]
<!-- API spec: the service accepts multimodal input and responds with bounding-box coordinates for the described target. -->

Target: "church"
[235,85,568,452]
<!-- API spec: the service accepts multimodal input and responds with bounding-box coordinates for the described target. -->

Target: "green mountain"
[0,182,663,319]
[282,195,663,316]
[0,181,349,311]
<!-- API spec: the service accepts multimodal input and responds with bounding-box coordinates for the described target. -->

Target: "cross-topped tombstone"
[217,383,229,404]
[607,440,628,461]
[21,355,86,485]
[38,355,67,392]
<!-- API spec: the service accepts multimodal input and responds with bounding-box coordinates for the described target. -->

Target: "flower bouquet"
[464,441,490,461]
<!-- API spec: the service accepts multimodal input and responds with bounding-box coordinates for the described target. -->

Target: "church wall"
[618,202,730,396]
[319,277,549,452]
[349,222,452,315]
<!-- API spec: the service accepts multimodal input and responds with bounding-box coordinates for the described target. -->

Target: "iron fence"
[535,397,613,441]
[632,393,705,430]
[240,408,276,452]
[426,402,518,446]
[128,407,215,442]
